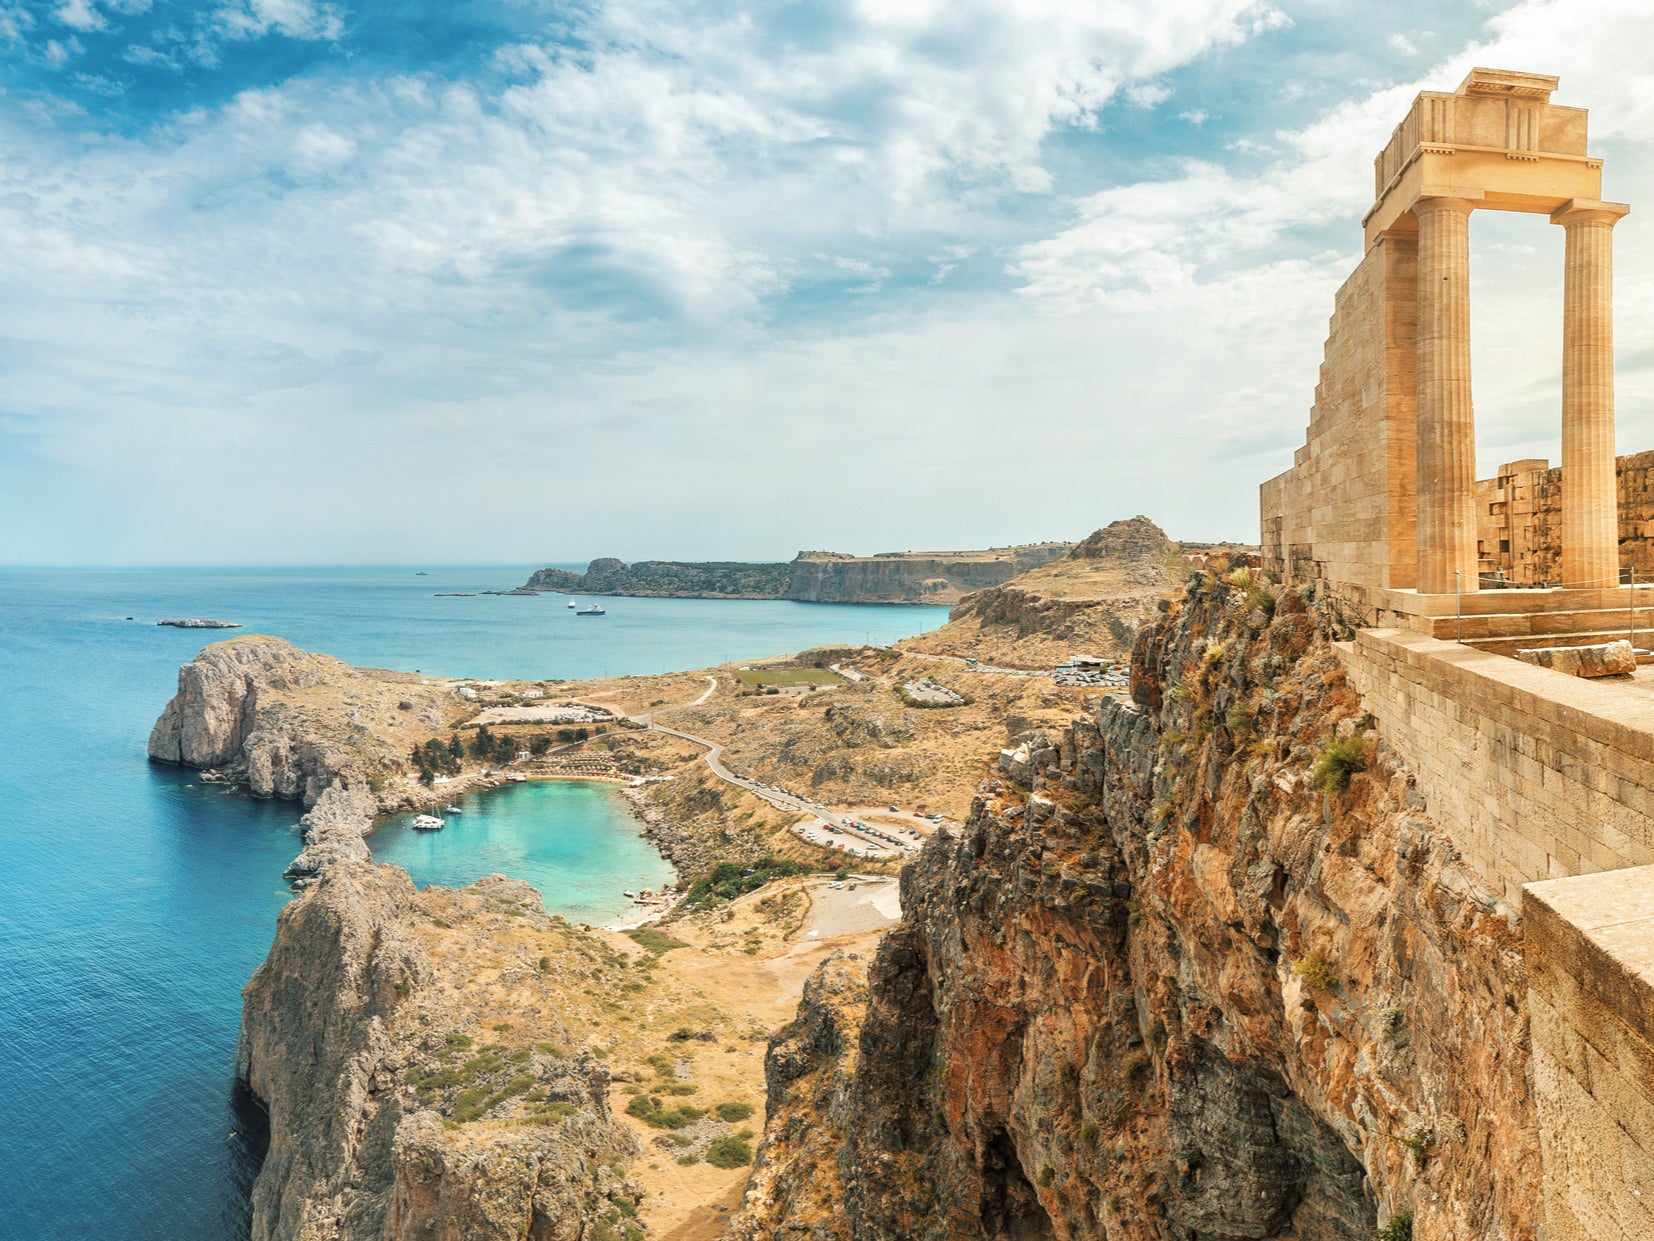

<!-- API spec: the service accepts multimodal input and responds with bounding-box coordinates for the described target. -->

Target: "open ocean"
[0,565,946,1240]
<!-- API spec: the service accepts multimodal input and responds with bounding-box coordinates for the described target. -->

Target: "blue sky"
[4,0,1653,564]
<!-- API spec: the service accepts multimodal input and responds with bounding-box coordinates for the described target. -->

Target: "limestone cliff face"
[738,575,1539,1240]
[238,865,641,1241]
[522,546,1073,604]
[784,546,1072,605]
[148,636,452,807]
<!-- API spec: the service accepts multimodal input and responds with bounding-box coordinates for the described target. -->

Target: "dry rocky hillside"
[904,516,1249,668]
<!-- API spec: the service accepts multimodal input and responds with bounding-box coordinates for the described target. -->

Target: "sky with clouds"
[4,0,1654,565]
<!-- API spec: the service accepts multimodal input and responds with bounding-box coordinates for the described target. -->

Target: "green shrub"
[676,1153,700,1166]
[625,1094,706,1130]
[625,926,689,955]
[1121,1053,1148,1081]
[1293,949,1341,991]
[715,1101,755,1122]
[705,1135,753,1169]
[1375,1210,1413,1240]
[1037,1165,1055,1188]
[1310,734,1368,793]
[684,857,806,909]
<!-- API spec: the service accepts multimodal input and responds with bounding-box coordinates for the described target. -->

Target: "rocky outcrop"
[238,865,642,1241]
[148,636,454,805]
[1068,515,1177,563]
[737,574,1538,1239]
[282,784,376,885]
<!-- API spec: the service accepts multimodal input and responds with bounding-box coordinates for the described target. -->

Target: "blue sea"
[0,565,946,1240]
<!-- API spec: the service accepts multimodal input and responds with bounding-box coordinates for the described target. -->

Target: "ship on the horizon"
[576,603,606,616]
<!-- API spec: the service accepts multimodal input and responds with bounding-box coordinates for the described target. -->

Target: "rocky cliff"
[784,546,1073,605]
[735,571,1537,1240]
[521,545,1074,604]
[148,636,458,806]
[907,518,1187,667]
[238,864,644,1241]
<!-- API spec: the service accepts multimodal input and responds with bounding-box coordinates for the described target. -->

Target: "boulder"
[1516,639,1637,678]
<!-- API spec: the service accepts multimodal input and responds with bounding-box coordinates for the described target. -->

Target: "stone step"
[1461,628,1654,658]
[1417,606,1654,640]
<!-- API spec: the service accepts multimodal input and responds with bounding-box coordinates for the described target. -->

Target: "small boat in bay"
[443,804,463,814]
[577,604,607,616]
[412,814,445,830]
[567,599,577,608]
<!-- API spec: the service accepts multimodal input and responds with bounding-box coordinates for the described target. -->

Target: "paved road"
[644,720,917,860]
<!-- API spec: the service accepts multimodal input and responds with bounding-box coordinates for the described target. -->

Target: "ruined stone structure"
[1259,70,1654,1241]
[1261,67,1627,598]
[1476,449,1654,585]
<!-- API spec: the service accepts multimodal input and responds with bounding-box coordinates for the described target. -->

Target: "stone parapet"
[1524,866,1654,1240]
[1343,628,1654,900]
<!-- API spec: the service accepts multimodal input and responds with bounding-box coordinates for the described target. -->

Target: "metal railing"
[1452,568,1644,649]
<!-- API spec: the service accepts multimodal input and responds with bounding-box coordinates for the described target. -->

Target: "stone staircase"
[1400,585,1654,656]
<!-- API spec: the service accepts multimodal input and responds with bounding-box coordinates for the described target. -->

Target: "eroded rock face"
[738,575,1539,1240]
[239,866,640,1241]
[148,636,325,769]
[148,635,459,815]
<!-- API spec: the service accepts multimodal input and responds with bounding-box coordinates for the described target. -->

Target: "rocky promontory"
[147,635,460,804]
[239,863,643,1241]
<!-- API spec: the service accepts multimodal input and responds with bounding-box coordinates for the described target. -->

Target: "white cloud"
[54,0,104,32]
[37,0,1654,562]
[1127,81,1174,108]
[211,0,342,43]
[1389,33,1419,55]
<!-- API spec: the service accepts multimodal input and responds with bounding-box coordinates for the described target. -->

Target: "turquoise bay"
[0,565,946,1240]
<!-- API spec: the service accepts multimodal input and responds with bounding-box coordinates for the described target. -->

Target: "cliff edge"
[735,571,1536,1240]
[238,863,643,1241]
[147,635,461,806]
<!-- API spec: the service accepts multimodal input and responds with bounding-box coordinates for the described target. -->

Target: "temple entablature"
[1363,68,1614,246]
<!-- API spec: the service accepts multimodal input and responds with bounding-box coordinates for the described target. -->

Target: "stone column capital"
[1414,195,1479,218]
[1551,198,1630,228]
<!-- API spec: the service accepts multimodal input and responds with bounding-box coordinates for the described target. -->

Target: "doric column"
[1415,196,1479,595]
[1553,200,1629,590]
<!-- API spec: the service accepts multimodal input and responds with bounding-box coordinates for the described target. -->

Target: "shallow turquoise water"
[0,565,946,1239]
[371,781,676,925]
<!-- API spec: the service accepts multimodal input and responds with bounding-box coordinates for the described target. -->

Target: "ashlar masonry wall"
[1260,232,1417,589]
[1343,629,1654,902]
[1524,867,1654,1241]
[1345,631,1654,1237]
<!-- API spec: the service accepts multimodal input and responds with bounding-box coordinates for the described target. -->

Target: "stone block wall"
[1524,866,1654,1240]
[1260,232,1417,589]
[1343,629,1654,902]
[1473,449,1654,586]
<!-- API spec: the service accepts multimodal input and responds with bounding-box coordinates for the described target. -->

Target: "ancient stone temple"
[1258,71,1654,1241]
[1261,67,1628,606]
